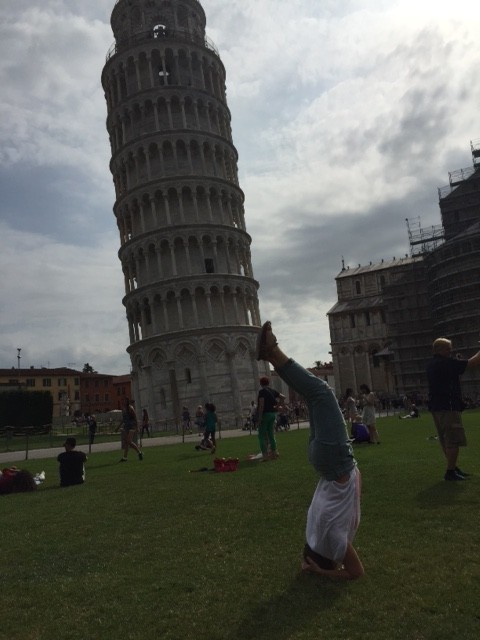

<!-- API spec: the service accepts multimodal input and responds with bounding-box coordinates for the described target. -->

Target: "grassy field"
[2,411,480,640]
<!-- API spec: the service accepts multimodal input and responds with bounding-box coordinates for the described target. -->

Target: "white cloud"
[0,221,129,372]
[1,0,479,372]
[0,6,111,174]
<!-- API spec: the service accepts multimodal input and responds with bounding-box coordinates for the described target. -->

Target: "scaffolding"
[471,138,480,167]
[406,217,444,256]
[439,139,480,199]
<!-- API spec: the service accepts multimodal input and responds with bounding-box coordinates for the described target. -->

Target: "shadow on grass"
[38,483,89,492]
[37,484,63,492]
[224,571,342,640]
[177,451,210,461]
[416,481,470,508]
[87,462,125,470]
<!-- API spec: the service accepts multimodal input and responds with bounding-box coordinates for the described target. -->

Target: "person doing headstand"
[256,321,364,580]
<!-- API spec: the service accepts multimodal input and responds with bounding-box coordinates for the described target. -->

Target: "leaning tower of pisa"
[101,0,267,425]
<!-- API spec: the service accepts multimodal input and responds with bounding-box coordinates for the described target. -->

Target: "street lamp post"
[17,348,21,370]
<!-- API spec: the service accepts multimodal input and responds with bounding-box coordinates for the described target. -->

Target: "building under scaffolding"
[328,140,480,400]
[425,139,480,399]
[405,217,444,256]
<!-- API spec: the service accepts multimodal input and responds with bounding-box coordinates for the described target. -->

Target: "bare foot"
[256,321,290,369]
[255,321,278,361]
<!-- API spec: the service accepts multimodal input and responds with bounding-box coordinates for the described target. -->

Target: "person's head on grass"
[303,543,336,571]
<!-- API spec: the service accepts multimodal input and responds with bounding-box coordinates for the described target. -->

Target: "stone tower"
[101,0,266,426]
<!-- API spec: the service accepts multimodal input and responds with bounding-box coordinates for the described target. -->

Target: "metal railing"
[106,26,218,62]
[114,0,204,9]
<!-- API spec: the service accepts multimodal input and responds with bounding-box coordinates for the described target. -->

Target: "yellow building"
[0,367,81,419]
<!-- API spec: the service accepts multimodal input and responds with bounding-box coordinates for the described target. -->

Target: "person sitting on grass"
[399,404,419,419]
[350,415,370,443]
[256,321,364,580]
[57,437,87,487]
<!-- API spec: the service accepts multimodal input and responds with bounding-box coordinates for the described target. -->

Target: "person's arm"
[467,350,480,370]
[257,396,265,423]
[129,406,138,427]
[302,543,364,581]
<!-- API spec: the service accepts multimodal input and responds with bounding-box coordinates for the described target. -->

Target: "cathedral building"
[329,140,480,401]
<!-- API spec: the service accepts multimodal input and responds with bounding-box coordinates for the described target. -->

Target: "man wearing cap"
[57,437,87,487]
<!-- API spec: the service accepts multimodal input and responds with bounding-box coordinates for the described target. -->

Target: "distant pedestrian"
[249,400,258,430]
[344,389,357,423]
[359,384,380,444]
[141,409,151,438]
[294,403,301,425]
[87,414,97,445]
[117,397,143,462]
[194,405,205,435]
[57,437,87,487]
[182,406,192,434]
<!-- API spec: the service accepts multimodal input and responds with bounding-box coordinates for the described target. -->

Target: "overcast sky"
[1,0,479,374]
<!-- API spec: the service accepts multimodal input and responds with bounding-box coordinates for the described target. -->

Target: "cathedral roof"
[335,255,422,279]
[327,295,384,315]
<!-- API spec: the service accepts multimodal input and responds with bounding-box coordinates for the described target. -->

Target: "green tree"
[83,363,96,373]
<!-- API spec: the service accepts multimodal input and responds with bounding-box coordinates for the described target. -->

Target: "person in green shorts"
[257,376,285,461]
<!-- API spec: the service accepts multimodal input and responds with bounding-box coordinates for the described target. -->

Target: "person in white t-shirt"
[256,321,364,580]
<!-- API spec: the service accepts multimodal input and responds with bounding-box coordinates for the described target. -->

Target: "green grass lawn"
[2,411,480,640]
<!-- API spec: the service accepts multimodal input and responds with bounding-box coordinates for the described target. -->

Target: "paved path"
[0,422,310,465]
